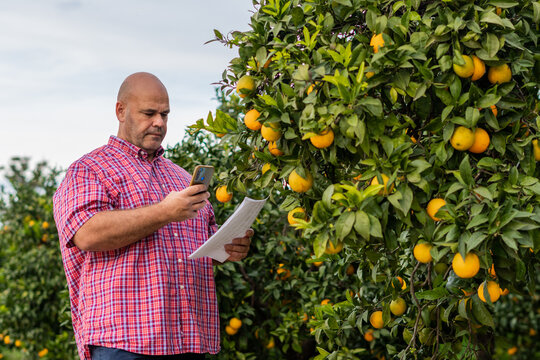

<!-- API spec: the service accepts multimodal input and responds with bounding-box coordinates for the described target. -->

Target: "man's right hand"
[161,185,210,222]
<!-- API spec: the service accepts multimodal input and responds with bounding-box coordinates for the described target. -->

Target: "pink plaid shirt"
[53,136,220,359]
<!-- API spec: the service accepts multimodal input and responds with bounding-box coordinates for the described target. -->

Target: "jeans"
[90,346,206,360]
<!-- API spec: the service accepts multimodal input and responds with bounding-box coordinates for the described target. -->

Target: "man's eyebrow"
[141,108,170,114]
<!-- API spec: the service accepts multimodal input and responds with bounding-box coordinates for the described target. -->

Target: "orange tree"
[192,0,540,358]
[0,158,77,359]
[174,93,355,359]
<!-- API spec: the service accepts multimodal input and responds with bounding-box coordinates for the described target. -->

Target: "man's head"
[116,72,170,159]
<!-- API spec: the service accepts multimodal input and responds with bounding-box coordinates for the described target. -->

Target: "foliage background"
[1,0,540,359]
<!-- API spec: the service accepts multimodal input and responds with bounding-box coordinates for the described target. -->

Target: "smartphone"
[189,165,214,189]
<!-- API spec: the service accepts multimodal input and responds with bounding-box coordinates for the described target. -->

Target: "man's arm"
[73,185,209,251]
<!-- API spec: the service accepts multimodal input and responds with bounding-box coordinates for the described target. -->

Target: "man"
[53,72,252,360]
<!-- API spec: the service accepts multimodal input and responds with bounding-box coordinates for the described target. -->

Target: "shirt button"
[178,258,182,263]
[180,285,185,290]
[174,233,178,237]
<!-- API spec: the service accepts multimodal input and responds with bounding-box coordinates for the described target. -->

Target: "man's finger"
[184,184,207,195]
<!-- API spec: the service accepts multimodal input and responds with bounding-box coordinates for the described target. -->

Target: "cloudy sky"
[0,0,253,170]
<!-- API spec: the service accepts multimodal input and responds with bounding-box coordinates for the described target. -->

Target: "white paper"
[188,197,267,262]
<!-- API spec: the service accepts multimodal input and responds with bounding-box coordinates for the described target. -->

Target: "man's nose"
[152,114,166,128]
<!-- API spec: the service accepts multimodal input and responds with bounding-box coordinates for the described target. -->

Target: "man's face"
[116,80,170,157]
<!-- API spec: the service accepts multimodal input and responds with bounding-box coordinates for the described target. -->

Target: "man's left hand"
[224,229,253,262]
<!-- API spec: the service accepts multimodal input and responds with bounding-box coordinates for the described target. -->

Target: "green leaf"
[466,232,487,252]
[314,232,329,258]
[533,2,540,24]
[466,215,488,230]
[459,155,474,187]
[368,214,383,238]
[335,212,355,241]
[473,187,493,201]
[480,11,512,29]
[416,287,448,300]
[472,296,495,328]
[484,33,500,58]
[279,195,300,212]
[358,97,383,117]
[476,94,501,108]
[354,210,370,241]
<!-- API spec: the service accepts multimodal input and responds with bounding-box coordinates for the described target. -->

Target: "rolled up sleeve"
[53,163,115,248]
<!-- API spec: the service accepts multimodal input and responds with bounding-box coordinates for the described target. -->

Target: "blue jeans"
[90,346,206,360]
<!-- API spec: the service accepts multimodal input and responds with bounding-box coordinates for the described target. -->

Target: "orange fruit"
[370,311,384,329]
[500,288,510,296]
[426,198,446,221]
[38,349,49,358]
[490,105,498,117]
[321,299,331,305]
[507,346,517,355]
[364,329,375,342]
[225,325,238,335]
[346,264,355,275]
[390,297,407,316]
[261,122,282,142]
[276,264,291,280]
[310,128,334,149]
[413,243,433,263]
[268,141,284,156]
[216,133,226,138]
[216,185,233,203]
[287,207,306,225]
[488,64,512,84]
[262,163,271,174]
[236,75,255,98]
[288,169,313,193]
[244,109,262,130]
[489,264,497,278]
[453,55,475,78]
[478,281,501,303]
[370,174,394,195]
[266,338,275,349]
[452,252,480,279]
[325,240,343,255]
[533,139,540,161]
[391,276,407,290]
[468,128,490,154]
[365,71,375,79]
[306,84,316,95]
[229,317,242,330]
[450,126,475,151]
[471,55,486,81]
[370,33,384,53]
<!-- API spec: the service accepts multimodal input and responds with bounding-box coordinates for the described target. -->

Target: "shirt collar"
[108,135,165,160]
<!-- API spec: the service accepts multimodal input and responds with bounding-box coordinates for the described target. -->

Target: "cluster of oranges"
[0,333,48,358]
[225,317,243,336]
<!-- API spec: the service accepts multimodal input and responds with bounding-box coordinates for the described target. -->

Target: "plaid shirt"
[53,136,220,359]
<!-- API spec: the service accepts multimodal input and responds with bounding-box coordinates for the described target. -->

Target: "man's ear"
[116,101,125,122]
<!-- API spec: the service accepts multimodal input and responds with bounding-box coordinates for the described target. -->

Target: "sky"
[0,0,253,171]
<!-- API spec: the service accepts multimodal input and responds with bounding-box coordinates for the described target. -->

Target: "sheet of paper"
[188,197,267,262]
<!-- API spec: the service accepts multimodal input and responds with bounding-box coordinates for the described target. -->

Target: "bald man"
[53,72,252,360]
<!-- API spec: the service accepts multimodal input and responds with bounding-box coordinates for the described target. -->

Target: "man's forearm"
[73,202,170,251]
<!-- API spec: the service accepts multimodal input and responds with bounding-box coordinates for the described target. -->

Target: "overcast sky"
[0,0,253,171]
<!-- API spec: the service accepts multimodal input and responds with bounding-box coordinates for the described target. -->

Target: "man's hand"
[160,185,210,222]
[224,229,254,262]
